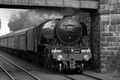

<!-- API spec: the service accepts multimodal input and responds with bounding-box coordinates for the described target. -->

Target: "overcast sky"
[0,8,27,36]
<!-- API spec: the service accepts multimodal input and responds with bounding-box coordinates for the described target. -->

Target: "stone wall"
[99,0,120,73]
[90,11,100,72]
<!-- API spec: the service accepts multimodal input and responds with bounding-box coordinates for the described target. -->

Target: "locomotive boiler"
[0,16,92,73]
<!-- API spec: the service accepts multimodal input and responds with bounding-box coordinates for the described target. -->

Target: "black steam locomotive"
[0,16,92,73]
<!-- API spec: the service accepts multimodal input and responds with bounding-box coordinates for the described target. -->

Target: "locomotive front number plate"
[66,26,74,29]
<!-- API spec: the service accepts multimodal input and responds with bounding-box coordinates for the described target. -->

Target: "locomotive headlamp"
[71,49,74,52]
[57,55,63,61]
[83,55,89,61]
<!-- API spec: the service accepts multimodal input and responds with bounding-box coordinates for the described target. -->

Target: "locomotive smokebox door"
[56,17,82,45]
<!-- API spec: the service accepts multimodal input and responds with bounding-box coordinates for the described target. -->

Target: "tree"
[8,11,29,31]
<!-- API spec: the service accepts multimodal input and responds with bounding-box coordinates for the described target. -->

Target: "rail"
[0,65,15,80]
[0,55,40,80]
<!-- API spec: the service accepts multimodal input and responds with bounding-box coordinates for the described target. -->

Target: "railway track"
[42,65,102,80]
[82,73,102,80]
[0,66,14,80]
[0,52,102,80]
[59,72,102,80]
[0,55,39,80]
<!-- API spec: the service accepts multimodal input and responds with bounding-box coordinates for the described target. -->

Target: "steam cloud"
[8,9,63,31]
[8,8,87,31]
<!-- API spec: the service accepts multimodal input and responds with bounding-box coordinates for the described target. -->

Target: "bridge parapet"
[0,0,99,9]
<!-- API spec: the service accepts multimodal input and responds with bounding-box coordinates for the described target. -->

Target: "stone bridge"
[0,0,99,9]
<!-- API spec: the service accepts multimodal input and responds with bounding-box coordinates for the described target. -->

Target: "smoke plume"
[8,9,63,31]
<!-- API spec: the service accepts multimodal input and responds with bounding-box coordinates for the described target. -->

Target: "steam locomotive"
[0,16,92,73]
